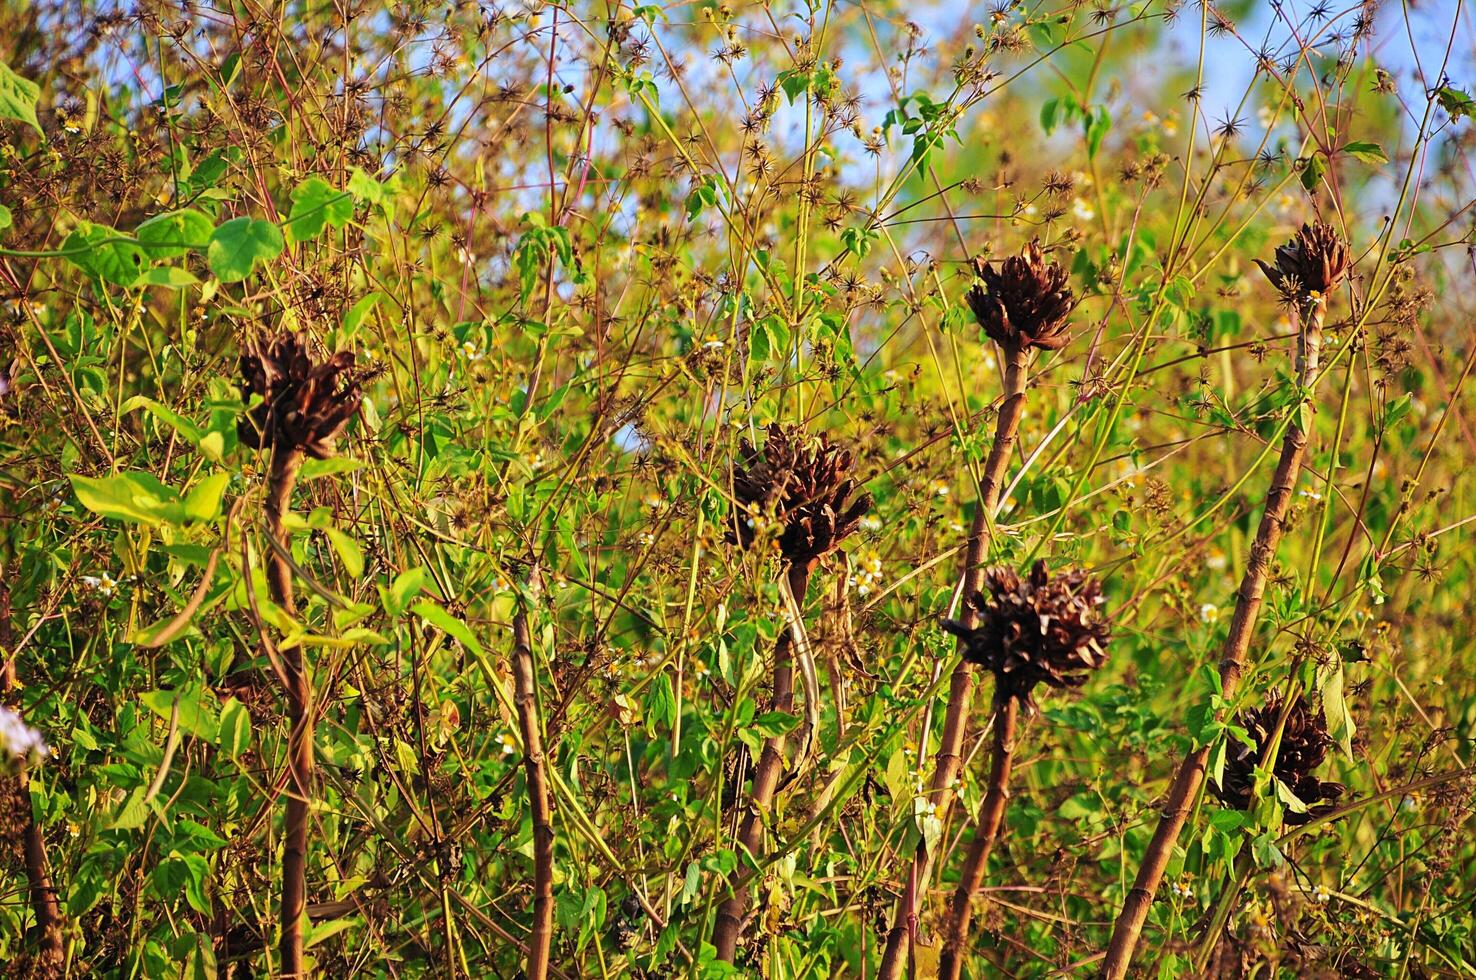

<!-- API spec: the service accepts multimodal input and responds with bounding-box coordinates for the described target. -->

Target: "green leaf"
[343,291,387,336]
[136,209,214,258]
[324,527,363,577]
[1300,153,1327,192]
[218,698,251,757]
[298,456,363,481]
[137,266,201,289]
[285,177,353,245]
[63,223,148,287]
[382,567,427,618]
[70,471,185,526]
[1341,140,1387,166]
[0,203,11,234]
[207,217,284,282]
[0,60,42,134]
[1437,86,1474,120]
[141,686,220,742]
[182,472,229,522]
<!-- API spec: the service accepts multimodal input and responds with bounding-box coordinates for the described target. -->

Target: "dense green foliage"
[1,0,1474,976]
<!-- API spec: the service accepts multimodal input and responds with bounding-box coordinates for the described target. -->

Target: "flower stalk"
[1102,223,1348,979]
[239,333,362,978]
[879,242,1073,979]
[511,572,553,979]
[713,425,869,962]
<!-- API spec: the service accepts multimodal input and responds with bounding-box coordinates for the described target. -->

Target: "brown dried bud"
[239,333,363,460]
[728,423,871,568]
[942,561,1111,708]
[1254,221,1350,300]
[1212,693,1346,825]
[965,243,1075,354]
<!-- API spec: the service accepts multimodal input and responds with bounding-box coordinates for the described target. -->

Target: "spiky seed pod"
[941,561,1111,708]
[728,423,872,569]
[964,243,1075,354]
[1254,221,1351,300]
[238,333,363,460]
[1213,694,1346,825]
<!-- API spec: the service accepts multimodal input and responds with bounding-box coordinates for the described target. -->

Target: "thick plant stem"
[938,694,1019,980]
[0,583,63,969]
[266,448,312,978]
[1102,310,1323,980]
[714,561,813,962]
[512,575,553,979]
[878,346,1029,979]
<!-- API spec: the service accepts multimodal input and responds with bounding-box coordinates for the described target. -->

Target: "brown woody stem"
[0,583,63,970]
[1101,307,1324,979]
[266,448,312,978]
[878,344,1029,979]
[512,574,554,979]
[713,561,813,962]
[938,693,1019,980]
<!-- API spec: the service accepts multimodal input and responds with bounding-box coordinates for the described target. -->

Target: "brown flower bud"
[727,423,871,568]
[942,561,1111,709]
[239,333,363,460]
[964,243,1075,354]
[1212,693,1346,825]
[1254,221,1350,300]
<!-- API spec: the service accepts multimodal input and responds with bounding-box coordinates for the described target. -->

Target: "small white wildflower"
[0,707,47,766]
[1072,197,1095,222]
[1199,603,1219,624]
[461,340,483,361]
[1312,884,1331,904]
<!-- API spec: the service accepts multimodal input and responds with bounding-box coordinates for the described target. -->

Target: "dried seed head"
[1254,221,1350,301]
[239,332,363,460]
[965,243,1075,355]
[1213,693,1346,825]
[942,561,1111,708]
[728,423,872,568]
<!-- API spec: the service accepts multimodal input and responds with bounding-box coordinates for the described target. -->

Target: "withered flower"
[1254,221,1350,301]
[728,423,871,568]
[942,561,1111,708]
[1213,693,1345,825]
[238,333,363,460]
[965,243,1075,354]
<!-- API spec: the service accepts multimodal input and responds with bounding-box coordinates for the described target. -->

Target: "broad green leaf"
[343,292,386,335]
[136,209,214,258]
[285,177,353,244]
[70,471,185,526]
[0,203,11,233]
[298,456,363,481]
[207,217,284,282]
[137,266,200,289]
[0,60,41,134]
[324,527,363,577]
[63,223,147,286]
[1342,140,1387,166]
[141,686,219,742]
[218,698,251,757]
[182,472,229,522]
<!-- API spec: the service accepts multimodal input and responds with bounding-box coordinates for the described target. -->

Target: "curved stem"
[938,693,1019,980]
[266,448,312,978]
[1102,307,1323,979]
[878,345,1029,979]
[512,571,553,979]
[713,561,813,962]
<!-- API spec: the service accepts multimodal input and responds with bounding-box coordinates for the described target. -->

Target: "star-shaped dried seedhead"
[1212,693,1346,826]
[727,423,872,569]
[239,332,363,460]
[1254,221,1351,302]
[965,243,1075,355]
[942,561,1111,710]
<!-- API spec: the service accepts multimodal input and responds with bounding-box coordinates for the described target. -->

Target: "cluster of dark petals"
[1254,221,1351,300]
[1213,693,1346,825]
[965,243,1075,354]
[727,423,871,569]
[943,561,1111,708]
[239,332,363,460]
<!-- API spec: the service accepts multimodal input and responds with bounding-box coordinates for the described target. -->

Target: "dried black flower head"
[1254,221,1351,300]
[239,333,363,460]
[728,423,871,568]
[1213,693,1346,825]
[965,243,1075,354]
[942,561,1111,708]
